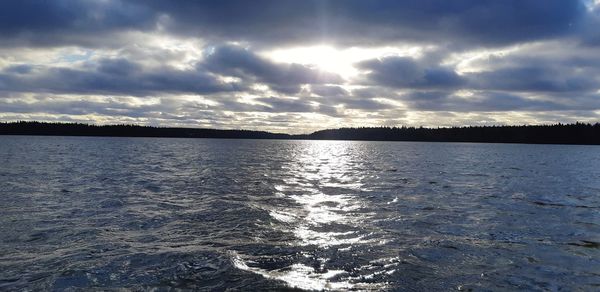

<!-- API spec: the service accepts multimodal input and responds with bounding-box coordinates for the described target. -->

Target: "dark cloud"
[0,45,346,96]
[138,0,586,47]
[96,58,142,76]
[310,85,349,97]
[202,45,343,94]
[399,91,568,112]
[3,64,35,75]
[357,56,465,89]
[467,67,597,93]
[0,58,239,96]
[0,0,156,47]
[358,53,600,94]
[579,4,600,46]
[255,97,316,113]
[0,0,588,48]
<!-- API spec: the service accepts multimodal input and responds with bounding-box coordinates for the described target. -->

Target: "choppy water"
[1,136,599,291]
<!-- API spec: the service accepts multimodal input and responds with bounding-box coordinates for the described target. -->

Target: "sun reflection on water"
[231,141,392,290]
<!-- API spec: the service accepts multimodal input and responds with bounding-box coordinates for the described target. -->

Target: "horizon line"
[2,120,600,136]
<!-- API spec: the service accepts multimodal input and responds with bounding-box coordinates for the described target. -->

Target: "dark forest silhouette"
[1,121,600,145]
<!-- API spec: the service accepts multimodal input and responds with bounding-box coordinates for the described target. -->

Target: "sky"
[1,0,600,133]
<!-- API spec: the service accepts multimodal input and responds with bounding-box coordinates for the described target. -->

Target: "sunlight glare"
[266,45,425,78]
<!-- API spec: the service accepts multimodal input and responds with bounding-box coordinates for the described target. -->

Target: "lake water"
[0,136,599,291]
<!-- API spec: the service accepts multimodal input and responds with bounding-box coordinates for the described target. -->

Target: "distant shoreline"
[1,121,600,145]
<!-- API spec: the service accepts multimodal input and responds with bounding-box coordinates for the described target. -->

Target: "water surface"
[1,136,599,290]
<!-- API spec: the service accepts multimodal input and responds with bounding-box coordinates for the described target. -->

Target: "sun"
[265,45,426,79]
[266,45,358,78]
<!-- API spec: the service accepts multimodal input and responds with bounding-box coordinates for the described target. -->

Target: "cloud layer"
[1,0,600,132]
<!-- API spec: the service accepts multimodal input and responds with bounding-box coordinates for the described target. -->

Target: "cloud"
[1,1,600,131]
[357,49,600,94]
[309,85,348,97]
[467,67,597,93]
[139,0,587,47]
[0,0,588,48]
[579,3,600,46]
[395,90,600,112]
[0,58,239,96]
[0,44,346,97]
[202,45,343,94]
[0,0,156,47]
[357,56,465,89]
[2,64,35,75]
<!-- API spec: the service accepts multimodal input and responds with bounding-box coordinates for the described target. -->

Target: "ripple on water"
[1,137,599,290]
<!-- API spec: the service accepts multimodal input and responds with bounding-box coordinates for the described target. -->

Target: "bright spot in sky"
[587,0,600,9]
[268,45,357,78]
[266,45,424,79]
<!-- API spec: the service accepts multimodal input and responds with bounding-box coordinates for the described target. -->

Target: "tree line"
[1,121,600,145]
